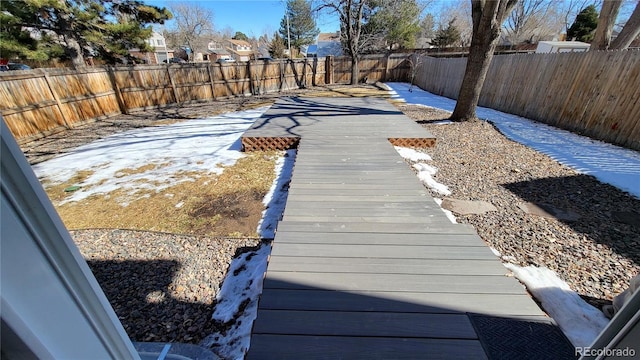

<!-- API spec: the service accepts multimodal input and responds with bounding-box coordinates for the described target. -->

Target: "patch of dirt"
[189,190,266,236]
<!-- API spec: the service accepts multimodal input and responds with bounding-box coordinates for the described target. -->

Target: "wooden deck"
[243,97,550,359]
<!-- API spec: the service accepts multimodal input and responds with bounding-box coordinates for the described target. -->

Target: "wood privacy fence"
[0,54,412,142]
[412,50,640,151]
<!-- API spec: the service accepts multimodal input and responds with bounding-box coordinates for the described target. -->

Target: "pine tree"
[279,0,319,50]
[0,0,171,67]
[233,32,249,41]
[567,5,599,42]
[269,32,286,58]
[431,19,461,47]
[367,0,422,51]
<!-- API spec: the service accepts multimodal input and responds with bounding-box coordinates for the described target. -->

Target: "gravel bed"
[72,229,260,344]
[398,104,640,308]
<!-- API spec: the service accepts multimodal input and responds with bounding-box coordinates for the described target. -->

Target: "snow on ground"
[257,149,296,239]
[394,147,451,196]
[32,105,289,359]
[386,81,633,350]
[433,198,457,224]
[394,146,432,162]
[385,82,640,199]
[505,264,610,348]
[201,244,271,360]
[32,107,268,205]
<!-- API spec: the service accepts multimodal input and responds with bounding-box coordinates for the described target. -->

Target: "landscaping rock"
[517,202,581,221]
[441,198,497,215]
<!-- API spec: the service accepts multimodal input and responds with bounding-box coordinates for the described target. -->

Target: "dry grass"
[301,85,391,98]
[46,151,279,237]
[37,84,391,238]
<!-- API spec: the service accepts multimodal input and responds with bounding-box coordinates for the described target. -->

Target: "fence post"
[279,60,285,92]
[207,63,217,100]
[106,66,128,114]
[166,65,180,104]
[247,60,256,95]
[312,57,318,87]
[302,58,308,88]
[383,54,390,82]
[326,56,334,85]
[40,69,70,128]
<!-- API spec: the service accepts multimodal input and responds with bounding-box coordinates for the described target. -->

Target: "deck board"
[256,289,546,317]
[249,335,488,360]
[243,97,547,359]
[270,243,497,259]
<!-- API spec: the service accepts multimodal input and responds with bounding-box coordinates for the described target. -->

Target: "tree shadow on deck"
[248,96,403,137]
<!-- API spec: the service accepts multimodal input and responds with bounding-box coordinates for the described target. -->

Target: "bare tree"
[504,0,563,45]
[450,0,517,122]
[167,2,215,60]
[610,0,640,49]
[436,1,473,46]
[317,0,378,84]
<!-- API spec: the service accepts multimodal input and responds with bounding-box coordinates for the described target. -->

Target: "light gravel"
[398,103,640,309]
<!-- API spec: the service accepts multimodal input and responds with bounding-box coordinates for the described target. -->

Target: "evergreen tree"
[367,0,421,51]
[0,0,171,67]
[269,32,286,58]
[232,31,249,41]
[279,0,319,50]
[431,19,461,47]
[567,5,599,42]
[419,14,436,40]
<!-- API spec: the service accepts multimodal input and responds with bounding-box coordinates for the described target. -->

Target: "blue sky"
[145,0,340,37]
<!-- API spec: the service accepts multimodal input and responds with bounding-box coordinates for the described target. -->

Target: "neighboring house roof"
[209,49,230,55]
[317,41,343,57]
[302,44,317,56]
[315,32,342,57]
[226,39,253,60]
[318,32,340,42]
[228,39,252,48]
[208,41,225,51]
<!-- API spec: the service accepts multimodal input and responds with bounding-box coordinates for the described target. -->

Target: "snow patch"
[385,82,640,199]
[202,244,271,360]
[504,263,609,348]
[394,146,432,162]
[434,198,457,224]
[414,165,451,196]
[32,107,269,205]
[257,149,296,239]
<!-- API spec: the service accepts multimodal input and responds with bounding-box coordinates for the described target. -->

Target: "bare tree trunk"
[591,0,622,50]
[62,32,86,69]
[350,56,359,84]
[451,0,517,122]
[610,1,640,50]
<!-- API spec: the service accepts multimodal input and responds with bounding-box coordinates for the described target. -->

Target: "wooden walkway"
[242,97,550,359]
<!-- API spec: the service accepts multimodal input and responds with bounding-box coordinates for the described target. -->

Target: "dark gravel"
[72,229,260,344]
